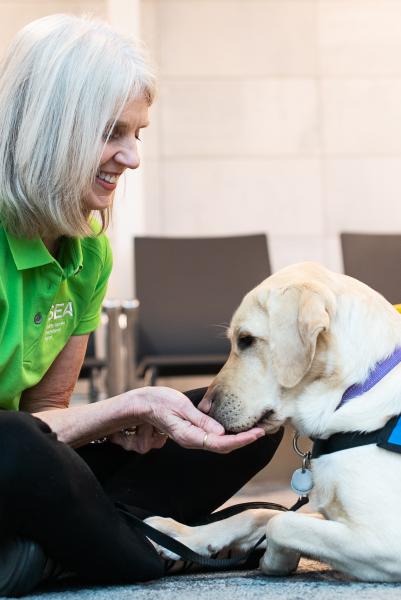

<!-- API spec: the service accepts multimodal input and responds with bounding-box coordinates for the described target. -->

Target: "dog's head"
[201,262,401,435]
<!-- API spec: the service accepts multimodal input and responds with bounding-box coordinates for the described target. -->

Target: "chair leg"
[144,366,158,386]
[89,372,99,402]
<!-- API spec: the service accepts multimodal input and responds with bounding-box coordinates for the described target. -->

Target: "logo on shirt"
[45,301,74,342]
[48,302,74,321]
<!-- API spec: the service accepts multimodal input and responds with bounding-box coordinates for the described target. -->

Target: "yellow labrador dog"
[146,262,401,581]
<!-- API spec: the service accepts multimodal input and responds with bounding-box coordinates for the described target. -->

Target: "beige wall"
[3,1,401,298]
[0,0,107,57]
[139,0,401,293]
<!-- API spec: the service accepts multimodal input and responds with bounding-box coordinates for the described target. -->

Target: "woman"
[0,13,283,597]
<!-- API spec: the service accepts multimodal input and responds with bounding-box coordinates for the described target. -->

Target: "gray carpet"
[22,559,401,599]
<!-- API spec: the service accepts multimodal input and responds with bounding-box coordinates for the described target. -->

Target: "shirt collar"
[5,229,83,277]
[58,236,83,279]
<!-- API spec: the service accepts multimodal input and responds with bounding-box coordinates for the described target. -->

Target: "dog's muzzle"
[205,388,278,433]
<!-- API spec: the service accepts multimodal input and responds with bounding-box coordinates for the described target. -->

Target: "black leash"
[118,496,309,570]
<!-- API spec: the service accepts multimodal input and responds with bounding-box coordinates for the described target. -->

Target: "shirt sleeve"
[72,234,113,336]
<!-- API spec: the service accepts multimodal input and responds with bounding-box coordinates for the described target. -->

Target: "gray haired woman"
[0,14,282,596]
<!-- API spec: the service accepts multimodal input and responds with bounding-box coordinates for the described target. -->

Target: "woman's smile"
[95,171,120,191]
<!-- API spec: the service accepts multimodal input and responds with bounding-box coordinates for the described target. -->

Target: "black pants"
[0,388,283,585]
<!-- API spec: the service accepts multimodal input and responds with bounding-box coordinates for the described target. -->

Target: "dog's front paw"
[259,514,300,576]
[144,516,213,561]
[260,542,300,576]
[144,516,190,561]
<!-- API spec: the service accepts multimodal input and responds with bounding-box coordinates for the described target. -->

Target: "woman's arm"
[20,334,90,413]
[19,334,134,447]
[19,334,152,447]
[20,335,265,452]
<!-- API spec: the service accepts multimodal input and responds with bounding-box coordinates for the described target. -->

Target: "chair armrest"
[102,300,125,397]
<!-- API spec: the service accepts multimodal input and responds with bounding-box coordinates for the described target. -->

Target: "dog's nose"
[198,388,215,414]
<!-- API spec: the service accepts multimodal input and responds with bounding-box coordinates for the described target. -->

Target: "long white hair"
[0,13,155,238]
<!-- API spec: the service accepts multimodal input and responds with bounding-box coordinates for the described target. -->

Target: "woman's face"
[84,95,150,211]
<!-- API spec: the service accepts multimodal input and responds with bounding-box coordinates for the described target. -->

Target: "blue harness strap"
[379,414,401,453]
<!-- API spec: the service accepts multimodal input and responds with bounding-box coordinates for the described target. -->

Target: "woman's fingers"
[109,424,168,453]
[151,428,169,449]
[110,418,265,454]
[144,387,225,436]
[168,415,265,452]
[201,428,265,454]
[133,423,157,453]
[181,402,225,435]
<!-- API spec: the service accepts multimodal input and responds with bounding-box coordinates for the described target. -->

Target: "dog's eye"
[238,335,255,350]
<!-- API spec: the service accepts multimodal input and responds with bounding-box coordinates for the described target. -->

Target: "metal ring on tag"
[292,432,311,458]
[291,432,314,497]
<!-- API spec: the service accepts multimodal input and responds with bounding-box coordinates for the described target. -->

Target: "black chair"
[130,234,271,385]
[78,331,107,401]
[341,232,401,304]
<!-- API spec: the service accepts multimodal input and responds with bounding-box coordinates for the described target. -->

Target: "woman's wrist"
[121,386,154,423]
[33,388,152,447]
[93,388,150,435]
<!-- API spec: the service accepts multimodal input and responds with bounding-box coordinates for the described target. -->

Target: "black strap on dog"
[312,414,401,459]
[117,496,309,570]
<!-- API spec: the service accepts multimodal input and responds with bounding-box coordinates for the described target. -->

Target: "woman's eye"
[238,335,255,350]
[103,128,120,141]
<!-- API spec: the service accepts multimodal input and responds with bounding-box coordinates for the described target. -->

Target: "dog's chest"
[318,488,348,521]
[310,459,351,522]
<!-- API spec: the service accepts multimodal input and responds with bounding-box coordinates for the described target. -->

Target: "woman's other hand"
[109,423,169,454]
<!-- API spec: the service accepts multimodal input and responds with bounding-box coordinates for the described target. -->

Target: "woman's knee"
[251,426,284,467]
[0,412,55,482]
[264,426,284,453]
[229,426,284,478]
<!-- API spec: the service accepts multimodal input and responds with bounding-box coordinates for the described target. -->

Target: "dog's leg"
[145,509,276,562]
[261,511,396,581]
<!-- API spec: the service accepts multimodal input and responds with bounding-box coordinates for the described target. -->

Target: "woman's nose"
[115,139,140,170]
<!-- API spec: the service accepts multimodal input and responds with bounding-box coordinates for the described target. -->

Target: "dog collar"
[312,414,401,459]
[336,347,401,411]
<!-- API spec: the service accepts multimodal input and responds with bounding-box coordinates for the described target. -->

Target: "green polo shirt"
[0,222,112,411]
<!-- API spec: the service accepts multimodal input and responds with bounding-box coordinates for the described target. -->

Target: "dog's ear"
[268,285,331,388]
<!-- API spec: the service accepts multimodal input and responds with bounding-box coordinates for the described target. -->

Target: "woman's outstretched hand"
[111,386,265,454]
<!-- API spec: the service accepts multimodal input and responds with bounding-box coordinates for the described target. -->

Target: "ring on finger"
[153,428,169,437]
[155,429,169,437]
[202,432,209,449]
[122,427,137,437]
